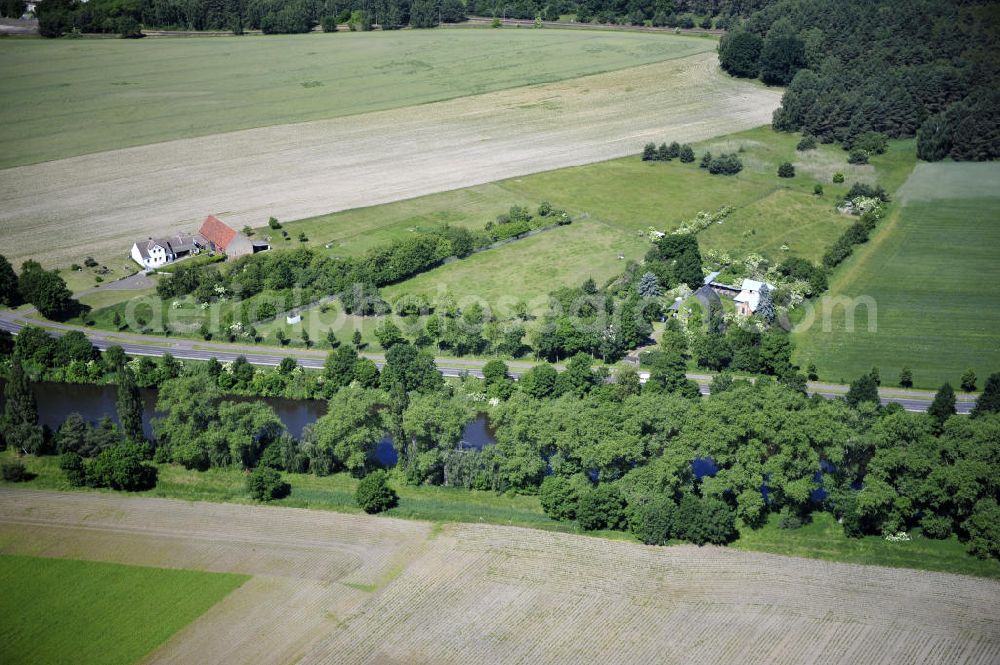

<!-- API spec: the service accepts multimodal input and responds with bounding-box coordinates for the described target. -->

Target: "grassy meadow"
[382,218,648,305]
[793,162,1000,389]
[275,126,913,309]
[4,451,998,579]
[0,30,714,167]
[78,125,920,355]
[0,553,247,665]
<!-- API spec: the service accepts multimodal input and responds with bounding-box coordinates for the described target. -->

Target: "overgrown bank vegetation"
[3,324,1000,573]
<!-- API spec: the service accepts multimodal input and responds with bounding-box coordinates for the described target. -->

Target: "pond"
[0,381,327,439]
[0,381,496,465]
[374,415,497,467]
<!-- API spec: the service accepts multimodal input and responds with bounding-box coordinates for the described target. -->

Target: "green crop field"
[0,553,247,665]
[0,30,714,168]
[793,162,1000,389]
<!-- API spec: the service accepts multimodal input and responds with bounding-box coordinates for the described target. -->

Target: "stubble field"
[1,489,998,665]
[0,44,781,270]
[0,30,716,168]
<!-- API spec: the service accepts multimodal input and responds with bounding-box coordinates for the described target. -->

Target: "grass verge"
[3,451,996,578]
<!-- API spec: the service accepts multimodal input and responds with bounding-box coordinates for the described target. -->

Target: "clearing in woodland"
[1,489,998,665]
[0,49,780,270]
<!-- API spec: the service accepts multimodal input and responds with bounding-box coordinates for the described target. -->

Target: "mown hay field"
[0,553,246,665]
[793,162,1000,389]
[0,50,780,271]
[1,489,998,665]
[362,129,914,305]
[0,29,716,168]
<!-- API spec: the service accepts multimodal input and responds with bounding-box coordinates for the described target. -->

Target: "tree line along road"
[0,308,976,414]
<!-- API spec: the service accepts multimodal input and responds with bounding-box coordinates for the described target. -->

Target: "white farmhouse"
[130,234,203,270]
[733,279,774,316]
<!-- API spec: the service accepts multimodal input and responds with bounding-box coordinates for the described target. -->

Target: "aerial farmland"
[1,2,999,664]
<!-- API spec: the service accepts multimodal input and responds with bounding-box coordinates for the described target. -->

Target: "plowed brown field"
[1,489,997,665]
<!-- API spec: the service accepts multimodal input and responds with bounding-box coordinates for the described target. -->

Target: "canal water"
[1,381,496,466]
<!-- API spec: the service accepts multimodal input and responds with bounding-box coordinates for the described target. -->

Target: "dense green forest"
[720,0,1000,161]
[28,0,758,36]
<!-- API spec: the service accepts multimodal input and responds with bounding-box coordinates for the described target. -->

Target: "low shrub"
[847,149,869,165]
[59,453,86,486]
[708,153,743,175]
[355,469,399,514]
[246,465,291,501]
[1,459,28,482]
[85,443,157,491]
[576,484,626,531]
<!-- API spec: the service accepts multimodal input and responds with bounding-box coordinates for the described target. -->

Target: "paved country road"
[0,308,977,414]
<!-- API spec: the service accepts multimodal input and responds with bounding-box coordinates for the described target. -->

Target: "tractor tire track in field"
[0,52,780,269]
[1,489,999,665]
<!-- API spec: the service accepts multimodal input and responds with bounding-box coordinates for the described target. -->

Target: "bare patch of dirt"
[0,52,780,269]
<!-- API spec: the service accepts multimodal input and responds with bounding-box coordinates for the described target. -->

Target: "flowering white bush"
[885,532,911,543]
[672,206,734,236]
[743,253,767,278]
[852,196,883,217]
[703,248,733,268]
[669,284,693,301]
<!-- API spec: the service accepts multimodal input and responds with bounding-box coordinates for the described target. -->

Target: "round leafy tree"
[630,495,676,545]
[355,469,399,514]
[539,475,580,521]
[576,484,626,531]
[777,162,795,178]
[246,466,291,502]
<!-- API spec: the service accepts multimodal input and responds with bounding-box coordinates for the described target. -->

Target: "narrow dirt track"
[0,52,780,268]
[1,489,998,665]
